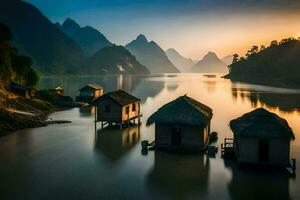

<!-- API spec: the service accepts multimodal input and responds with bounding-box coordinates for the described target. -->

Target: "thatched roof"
[80,83,103,91]
[55,87,63,91]
[147,95,212,126]
[94,90,140,106]
[230,108,294,139]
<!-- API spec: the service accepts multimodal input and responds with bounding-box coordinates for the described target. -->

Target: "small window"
[132,103,136,112]
[105,105,111,112]
[126,106,129,114]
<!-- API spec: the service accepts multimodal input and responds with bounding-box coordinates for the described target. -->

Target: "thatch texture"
[94,90,140,106]
[147,95,212,126]
[230,108,294,139]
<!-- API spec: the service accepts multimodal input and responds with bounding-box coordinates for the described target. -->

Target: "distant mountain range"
[86,45,149,74]
[0,0,148,75]
[192,52,228,73]
[0,0,86,74]
[57,18,113,55]
[165,48,195,72]
[125,34,180,73]
[0,0,230,75]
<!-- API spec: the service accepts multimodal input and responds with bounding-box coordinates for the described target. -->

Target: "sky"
[26,0,300,60]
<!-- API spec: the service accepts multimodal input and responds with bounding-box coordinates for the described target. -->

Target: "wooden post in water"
[94,106,97,131]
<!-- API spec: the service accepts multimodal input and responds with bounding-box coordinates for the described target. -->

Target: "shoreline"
[0,106,72,137]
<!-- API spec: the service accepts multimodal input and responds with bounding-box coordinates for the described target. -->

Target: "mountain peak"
[166,48,180,55]
[136,34,148,42]
[62,18,81,32]
[203,51,219,60]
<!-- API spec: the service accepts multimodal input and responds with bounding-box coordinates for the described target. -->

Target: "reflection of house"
[55,86,64,95]
[95,124,140,161]
[79,106,95,117]
[76,83,103,103]
[93,90,141,127]
[230,108,295,167]
[10,83,35,99]
[147,152,209,199]
[147,95,213,152]
[225,160,291,200]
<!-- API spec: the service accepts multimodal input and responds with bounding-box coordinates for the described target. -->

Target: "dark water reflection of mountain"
[39,75,167,102]
[232,88,300,112]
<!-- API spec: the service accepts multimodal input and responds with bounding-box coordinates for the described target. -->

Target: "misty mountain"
[86,45,149,74]
[125,34,179,73]
[0,0,86,74]
[166,48,195,72]
[58,18,113,55]
[222,55,233,65]
[192,52,228,73]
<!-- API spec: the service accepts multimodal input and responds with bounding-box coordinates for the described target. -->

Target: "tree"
[260,45,266,51]
[270,40,278,47]
[0,23,39,88]
[232,54,239,63]
[246,46,259,58]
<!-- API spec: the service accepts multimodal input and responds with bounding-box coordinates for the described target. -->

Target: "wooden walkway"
[221,138,235,159]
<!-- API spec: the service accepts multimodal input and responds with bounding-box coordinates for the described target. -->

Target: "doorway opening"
[259,139,269,162]
[171,127,182,146]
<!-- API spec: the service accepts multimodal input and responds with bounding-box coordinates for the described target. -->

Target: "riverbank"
[0,91,72,136]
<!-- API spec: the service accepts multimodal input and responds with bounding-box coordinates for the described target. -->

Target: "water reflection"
[39,75,142,98]
[225,160,291,200]
[147,152,210,199]
[79,106,95,117]
[232,88,300,112]
[133,80,165,102]
[94,125,141,162]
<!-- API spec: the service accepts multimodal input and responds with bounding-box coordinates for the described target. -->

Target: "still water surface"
[0,74,299,200]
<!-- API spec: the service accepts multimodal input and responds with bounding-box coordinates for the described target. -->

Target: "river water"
[0,74,299,200]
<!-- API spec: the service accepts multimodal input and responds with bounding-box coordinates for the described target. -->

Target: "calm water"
[1,74,300,200]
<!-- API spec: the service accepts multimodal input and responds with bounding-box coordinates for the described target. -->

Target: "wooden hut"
[10,82,35,99]
[146,95,213,152]
[76,83,103,103]
[55,86,64,95]
[229,108,295,167]
[93,90,141,128]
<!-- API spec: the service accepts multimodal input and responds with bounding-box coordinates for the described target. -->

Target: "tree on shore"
[0,23,38,88]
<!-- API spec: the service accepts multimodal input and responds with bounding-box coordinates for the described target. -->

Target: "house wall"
[95,89,103,98]
[96,99,140,123]
[155,123,210,151]
[235,137,290,166]
[96,98,122,122]
[121,102,140,122]
[80,88,103,97]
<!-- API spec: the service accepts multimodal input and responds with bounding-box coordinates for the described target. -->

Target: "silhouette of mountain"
[192,52,228,73]
[58,18,113,55]
[165,48,194,72]
[225,38,300,88]
[86,45,149,74]
[125,34,179,73]
[0,0,86,74]
[222,55,233,65]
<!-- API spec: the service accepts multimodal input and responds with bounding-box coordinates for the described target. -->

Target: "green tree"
[270,40,278,47]
[232,54,239,63]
